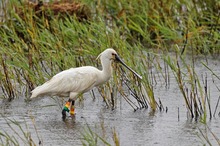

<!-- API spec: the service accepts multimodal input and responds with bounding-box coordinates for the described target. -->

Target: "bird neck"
[101,58,113,80]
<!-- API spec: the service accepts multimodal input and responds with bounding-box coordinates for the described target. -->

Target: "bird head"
[96,48,118,61]
[97,48,142,79]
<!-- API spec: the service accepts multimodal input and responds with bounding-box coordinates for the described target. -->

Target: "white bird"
[30,48,142,120]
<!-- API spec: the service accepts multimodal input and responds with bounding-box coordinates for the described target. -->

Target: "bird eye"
[112,53,115,56]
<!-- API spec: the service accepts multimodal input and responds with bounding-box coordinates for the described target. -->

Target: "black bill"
[115,54,142,79]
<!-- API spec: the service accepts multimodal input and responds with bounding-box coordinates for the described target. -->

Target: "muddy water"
[0,56,220,146]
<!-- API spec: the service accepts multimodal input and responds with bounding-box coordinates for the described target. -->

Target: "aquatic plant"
[81,123,113,146]
[0,0,219,145]
[0,116,41,146]
[164,44,220,121]
[198,124,220,146]
[0,0,219,114]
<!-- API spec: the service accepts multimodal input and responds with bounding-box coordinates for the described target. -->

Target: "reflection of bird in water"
[30,48,142,120]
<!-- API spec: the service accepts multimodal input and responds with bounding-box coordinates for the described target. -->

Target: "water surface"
[0,56,220,146]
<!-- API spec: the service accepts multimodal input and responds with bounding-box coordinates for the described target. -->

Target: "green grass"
[0,116,40,146]
[0,0,219,117]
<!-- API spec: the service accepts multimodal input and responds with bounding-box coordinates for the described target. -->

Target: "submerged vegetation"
[0,0,219,133]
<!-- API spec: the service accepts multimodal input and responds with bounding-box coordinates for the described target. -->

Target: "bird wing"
[41,66,99,96]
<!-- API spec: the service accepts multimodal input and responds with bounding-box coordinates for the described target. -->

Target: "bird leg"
[62,99,71,120]
[62,99,76,120]
[70,100,75,116]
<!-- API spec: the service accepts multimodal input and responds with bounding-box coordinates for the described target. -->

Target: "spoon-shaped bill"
[115,54,142,80]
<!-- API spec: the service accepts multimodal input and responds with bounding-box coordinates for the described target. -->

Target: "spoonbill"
[30,48,142,120]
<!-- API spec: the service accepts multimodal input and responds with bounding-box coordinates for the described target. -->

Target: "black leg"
[72,100,75,105]
[62,109,66,120]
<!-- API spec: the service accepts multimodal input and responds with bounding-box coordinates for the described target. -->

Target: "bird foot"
[62,109,67,120]
[70,113,76,119]
[62,109,76,120]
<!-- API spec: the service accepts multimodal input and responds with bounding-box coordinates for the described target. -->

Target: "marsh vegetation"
[0,0,220,145]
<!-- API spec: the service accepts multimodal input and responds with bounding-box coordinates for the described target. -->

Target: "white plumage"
[31,66,101,98]
[30,48,141,119]
[30,48,116,100]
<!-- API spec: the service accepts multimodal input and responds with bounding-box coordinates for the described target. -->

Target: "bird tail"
[30,86,43,99]
[30,82,50,99]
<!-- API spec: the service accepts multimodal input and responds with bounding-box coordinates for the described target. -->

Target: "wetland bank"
[0,0,220,145]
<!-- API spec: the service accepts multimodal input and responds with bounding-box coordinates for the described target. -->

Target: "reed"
[81,123,112,146]
[0,0,219,114]
[0,0,219,145]
[198,124,220,146]
[163,43,220,122]
[80,121,121,146]
[0,116,41,146]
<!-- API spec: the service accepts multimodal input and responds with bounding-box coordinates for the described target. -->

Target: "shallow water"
[0,56,220,146]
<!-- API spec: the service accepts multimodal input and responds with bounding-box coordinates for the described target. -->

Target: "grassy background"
[0,0,219,114]
[0,1,220,145]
